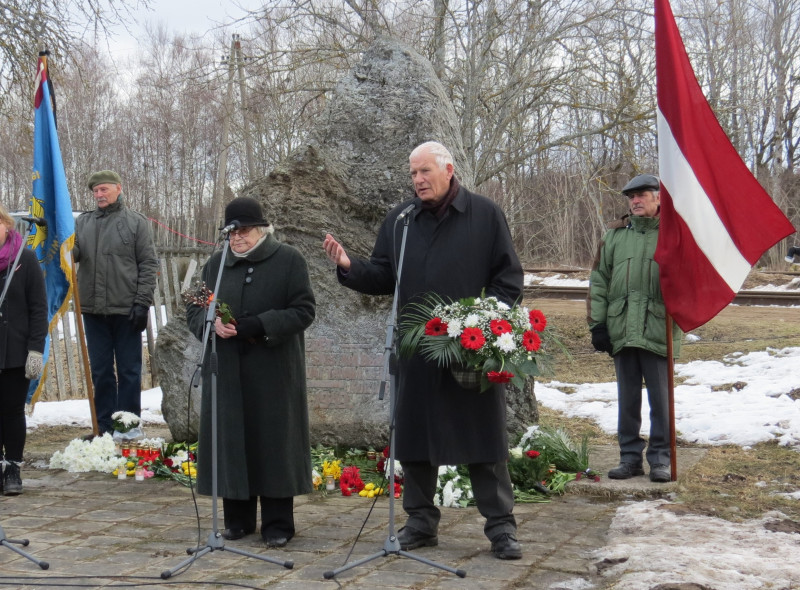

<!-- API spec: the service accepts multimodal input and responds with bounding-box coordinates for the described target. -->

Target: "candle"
[135,465,145,481]
[117,466,127,480]
[326,475,335,491]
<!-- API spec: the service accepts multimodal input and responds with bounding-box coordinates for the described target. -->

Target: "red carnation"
[529,309,547,332]
[575,471,583,480]
[525,450,540,459]
[425,317,449,336]
[341,487,352,496]
[490,319,512,335]
[460,327,486,350]
[487,370,514,383]
[522,330,541,352]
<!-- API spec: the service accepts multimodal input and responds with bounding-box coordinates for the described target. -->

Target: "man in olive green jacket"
[74,170,158,434]
[587,174,682,483]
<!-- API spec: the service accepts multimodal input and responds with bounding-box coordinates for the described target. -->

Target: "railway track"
[523,284,800,307]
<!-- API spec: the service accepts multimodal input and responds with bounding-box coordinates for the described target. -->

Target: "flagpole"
[71,253,99,436]
[666,313,677,481]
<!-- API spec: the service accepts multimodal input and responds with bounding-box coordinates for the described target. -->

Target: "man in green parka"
[587,174,682,483]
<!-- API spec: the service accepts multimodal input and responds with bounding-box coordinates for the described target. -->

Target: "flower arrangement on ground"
[49,435,198,486]
[435,465,475,508]
[50,433,121,473]
[399,293,554,392]
[111,411,141,434]
[310,444,402,498]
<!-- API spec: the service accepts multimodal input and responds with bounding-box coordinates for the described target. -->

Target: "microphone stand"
[323,212,466,581]
[161,231,292,579]
[0,219,49,569]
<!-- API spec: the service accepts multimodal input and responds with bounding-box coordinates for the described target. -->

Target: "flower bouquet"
[182,281,236,324]
[111,410,144,443]
[399,293,552,392]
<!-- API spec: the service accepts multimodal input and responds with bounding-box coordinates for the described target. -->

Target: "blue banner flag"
[27,53,75,404]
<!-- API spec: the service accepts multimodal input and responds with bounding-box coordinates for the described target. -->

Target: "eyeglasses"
[230,226,255,237]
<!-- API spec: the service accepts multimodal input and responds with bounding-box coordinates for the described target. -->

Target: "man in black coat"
[323,141,524,560]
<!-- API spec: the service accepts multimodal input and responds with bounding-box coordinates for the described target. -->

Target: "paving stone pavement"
[0,444,705,589]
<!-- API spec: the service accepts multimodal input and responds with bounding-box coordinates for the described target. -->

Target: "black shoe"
[608,462,645,480]
[491,533,522,560]
[396,526,438,550]
[262,535,289,548]
[2,461,22,496]
[649,464,671,483]
[222,528,253,540]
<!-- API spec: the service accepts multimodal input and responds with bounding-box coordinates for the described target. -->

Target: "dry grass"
[678,443,800,521]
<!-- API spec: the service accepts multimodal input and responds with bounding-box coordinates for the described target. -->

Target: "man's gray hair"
[410,141,454,171]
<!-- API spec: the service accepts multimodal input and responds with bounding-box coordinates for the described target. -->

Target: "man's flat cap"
[621,174,660,195]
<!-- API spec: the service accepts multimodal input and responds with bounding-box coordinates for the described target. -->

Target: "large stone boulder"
[155,310,202,442]
[156,36,537,445]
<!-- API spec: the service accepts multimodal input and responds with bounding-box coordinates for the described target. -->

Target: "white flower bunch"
[169,449,190,465]
[434,465,473,508]
[383,458,404,480]
[111,411,141,433]
[49,433,121,473]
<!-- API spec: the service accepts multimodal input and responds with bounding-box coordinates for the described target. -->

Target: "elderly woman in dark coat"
[186,197,315,547]
[0,205,47,496]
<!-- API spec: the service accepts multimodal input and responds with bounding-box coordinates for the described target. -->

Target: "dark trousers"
[83,313,143,434]
[614,347,671,467]
[401,461,516,541]
[222,497,295,539]
[0,367,28,462]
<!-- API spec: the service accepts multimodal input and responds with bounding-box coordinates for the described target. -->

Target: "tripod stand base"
[322,533,466,580]
[160,530,293,579]
[0,525,49,570]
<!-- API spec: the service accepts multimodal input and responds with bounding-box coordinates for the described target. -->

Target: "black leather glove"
[590,324,614,355]
[128,304,150,332]
[234,316,264,340]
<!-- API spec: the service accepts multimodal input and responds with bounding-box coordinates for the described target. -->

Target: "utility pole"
[213,37,237,228]
[234,35,255,182]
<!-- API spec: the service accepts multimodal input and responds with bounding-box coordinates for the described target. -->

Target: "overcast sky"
[104,0,261,60]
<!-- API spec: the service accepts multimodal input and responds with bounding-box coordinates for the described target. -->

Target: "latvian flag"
[654,0,795,332]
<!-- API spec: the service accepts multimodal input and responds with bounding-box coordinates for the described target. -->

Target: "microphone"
[21,216,47,227]
[396,202,416,221]
[220,220,241,235]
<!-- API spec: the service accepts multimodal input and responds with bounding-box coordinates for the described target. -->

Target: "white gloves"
[25,351,44,380]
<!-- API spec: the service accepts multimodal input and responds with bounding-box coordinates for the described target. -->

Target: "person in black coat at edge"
[322,141,524,560]
[0,205,47,495]
[186,197,316,548]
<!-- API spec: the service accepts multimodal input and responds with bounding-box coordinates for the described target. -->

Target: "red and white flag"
[654,0,795,332]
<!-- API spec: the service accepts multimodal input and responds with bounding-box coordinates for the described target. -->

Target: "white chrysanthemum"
[384,459,404,480]
[509,446,523,459]
[112,411,140,427]
[446,318,463,338]
[495,332,516,353]
[170,450,189,464]
[441,480,463,508]
[496,300,510,311]
[464,313,480,327]
[48,433,120,473]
